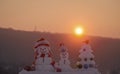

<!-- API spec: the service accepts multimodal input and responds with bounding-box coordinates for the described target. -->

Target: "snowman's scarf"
[40,53,51,57]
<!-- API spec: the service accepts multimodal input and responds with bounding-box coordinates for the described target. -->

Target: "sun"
[74,27,84,36]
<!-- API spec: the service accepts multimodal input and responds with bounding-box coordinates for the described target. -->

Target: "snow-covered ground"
[19,69,101,74]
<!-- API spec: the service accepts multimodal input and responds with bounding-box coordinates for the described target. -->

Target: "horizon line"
[0,27,120,40]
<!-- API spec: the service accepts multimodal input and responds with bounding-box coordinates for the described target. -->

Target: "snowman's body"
[78,43,95,69]
[59,52,70,65]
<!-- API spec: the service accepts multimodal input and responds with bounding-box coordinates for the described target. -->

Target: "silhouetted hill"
[0,28,120,74]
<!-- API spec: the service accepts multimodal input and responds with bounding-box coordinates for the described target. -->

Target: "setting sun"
[74,27,84,36]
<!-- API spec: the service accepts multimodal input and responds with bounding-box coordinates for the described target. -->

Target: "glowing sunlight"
[74,27,84,36]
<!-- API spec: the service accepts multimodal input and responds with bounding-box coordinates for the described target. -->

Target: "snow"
[19,69,101,74]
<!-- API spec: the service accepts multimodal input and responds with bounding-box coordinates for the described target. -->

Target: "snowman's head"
[61,48,66,52]
[60,43,68,53]
[34,38,50,54]
[38,45,50,54]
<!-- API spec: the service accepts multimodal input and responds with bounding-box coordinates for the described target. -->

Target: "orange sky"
[0,0,120,38]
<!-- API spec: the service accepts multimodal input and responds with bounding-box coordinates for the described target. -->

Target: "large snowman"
[59,43,72,72]
[78,40,95,69]
[33,38,55,72]
[76,40,101,74]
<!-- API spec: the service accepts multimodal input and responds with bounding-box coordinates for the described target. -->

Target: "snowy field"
[19,69,101,74]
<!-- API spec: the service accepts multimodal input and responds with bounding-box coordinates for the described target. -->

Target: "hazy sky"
[0,0,120,38]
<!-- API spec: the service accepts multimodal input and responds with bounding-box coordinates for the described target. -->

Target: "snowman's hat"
[83,40,89,44]
[60,43,64,46]
[34,38,50,48]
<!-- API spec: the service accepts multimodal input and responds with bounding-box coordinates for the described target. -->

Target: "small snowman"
[59,43,72,72]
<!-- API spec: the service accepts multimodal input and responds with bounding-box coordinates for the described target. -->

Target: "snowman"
[33,38,55,72]
[59,43,72,72]
[76,40,95,70]
[76,40,101,74]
